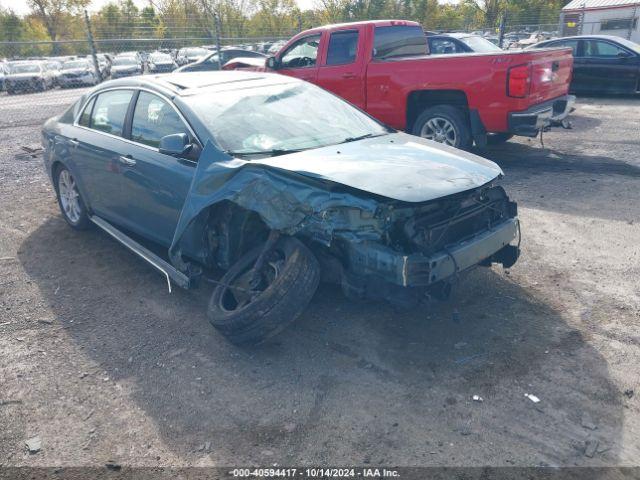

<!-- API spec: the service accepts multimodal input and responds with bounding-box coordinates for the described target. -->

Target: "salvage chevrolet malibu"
[42,72,520,344]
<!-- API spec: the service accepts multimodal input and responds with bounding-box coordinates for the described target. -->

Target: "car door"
[316,28,366,109]
[114,90,198,246]
[71,89,135,226]
[276,34,321,83]
[581,39,639,93]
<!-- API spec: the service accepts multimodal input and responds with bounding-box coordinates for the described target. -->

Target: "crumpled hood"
[254,132,503,203]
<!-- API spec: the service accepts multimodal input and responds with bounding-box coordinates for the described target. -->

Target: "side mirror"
[617,51,632,58]
[159,133,192,157]
[266,56,279,70]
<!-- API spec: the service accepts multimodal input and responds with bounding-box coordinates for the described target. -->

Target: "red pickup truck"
[226,20,575,149]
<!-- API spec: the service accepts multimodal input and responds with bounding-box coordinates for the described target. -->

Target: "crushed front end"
[311,184,520,305]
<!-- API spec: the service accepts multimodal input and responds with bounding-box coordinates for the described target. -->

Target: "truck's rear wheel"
[412,105,472,150]
[208,236,320,345]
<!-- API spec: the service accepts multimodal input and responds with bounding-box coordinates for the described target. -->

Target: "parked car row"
[0,42,275,95]
[39,18,640,345]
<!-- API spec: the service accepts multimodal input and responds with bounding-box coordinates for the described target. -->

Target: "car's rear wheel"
[412,105,472,150]
[55,166,91,230]
[208,236,320,345]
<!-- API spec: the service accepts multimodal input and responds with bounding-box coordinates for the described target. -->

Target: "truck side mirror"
[266,56,279,70]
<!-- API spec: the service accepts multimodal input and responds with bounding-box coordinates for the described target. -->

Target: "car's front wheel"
[208,236,320,345]
[55,166,91,230]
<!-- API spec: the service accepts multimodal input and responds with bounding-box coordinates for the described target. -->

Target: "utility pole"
[628,4,638,40]
[214,12,222,70]
[498,11,507,48]
[578,2,586,35]
[83,10,102,83]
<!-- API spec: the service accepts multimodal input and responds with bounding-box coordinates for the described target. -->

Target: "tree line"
[0,0,570,57]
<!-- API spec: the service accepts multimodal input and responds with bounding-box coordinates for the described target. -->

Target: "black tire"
[411,105,473,150]
[208,236,320,345]
[486,133,513,145]
[54,165,92,230]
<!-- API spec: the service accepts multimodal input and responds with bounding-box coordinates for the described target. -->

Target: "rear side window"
[373,26,427,60]
[78,97,95,127]
[547,39,579,56]
[131,91,189,148]
[326,30,359,65]
[90,90,134,136]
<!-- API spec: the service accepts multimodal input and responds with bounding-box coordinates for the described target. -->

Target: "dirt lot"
[0,89,639,468]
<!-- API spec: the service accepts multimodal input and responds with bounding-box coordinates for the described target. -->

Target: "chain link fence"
[1,5,638,133]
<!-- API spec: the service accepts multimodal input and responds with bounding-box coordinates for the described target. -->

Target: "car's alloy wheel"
[58,170,82,223]
[55,167,90,230]
[419,117,457,146]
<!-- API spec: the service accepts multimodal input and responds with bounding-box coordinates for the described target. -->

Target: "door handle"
[119,155,136,166]
[341,72,357,79]
[68,138,79,147]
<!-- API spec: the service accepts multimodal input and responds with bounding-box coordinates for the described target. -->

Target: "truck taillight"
[507,64,531,98]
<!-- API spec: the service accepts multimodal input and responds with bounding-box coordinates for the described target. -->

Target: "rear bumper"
[345,217,520,288]
[508,94,575,137]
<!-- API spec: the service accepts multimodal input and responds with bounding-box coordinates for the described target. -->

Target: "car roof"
[539,34,626,42]
[299,19,420,35]
[93,71,300,98]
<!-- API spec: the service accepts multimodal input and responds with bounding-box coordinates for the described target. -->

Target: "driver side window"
[280,35,321,69]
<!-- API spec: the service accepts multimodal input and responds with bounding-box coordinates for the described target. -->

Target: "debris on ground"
[624,389,634,399]
[458,424,472,436]
[105,462,121,471]
[524,393,541,403]
[472,395,484,402]
[25,436,41,453]
[581,412,597,430]
[454,342,468,349]
[584,437,599,458]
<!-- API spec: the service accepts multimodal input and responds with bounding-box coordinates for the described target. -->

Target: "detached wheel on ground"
[208,236,320,345]
[54,165,91,230]
[412,105,472,150]
[486,133,514,145]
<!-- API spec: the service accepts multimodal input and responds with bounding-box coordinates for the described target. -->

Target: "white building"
[560,0,640,43]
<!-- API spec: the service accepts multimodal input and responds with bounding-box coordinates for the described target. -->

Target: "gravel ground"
[0,88,638,468]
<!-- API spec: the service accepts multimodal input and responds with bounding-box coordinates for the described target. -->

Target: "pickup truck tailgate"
[528,48,573,104]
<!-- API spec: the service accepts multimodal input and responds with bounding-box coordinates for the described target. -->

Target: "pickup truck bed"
[225,20,575,149]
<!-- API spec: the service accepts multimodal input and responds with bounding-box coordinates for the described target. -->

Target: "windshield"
[185,81,389,156]
[113,57,136,66]
[9,63,41,74]
[63,60,90,70]
[616,37,640,53]
[458,35,502,52]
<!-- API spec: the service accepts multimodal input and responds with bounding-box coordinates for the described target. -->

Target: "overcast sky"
[0,0,320,15]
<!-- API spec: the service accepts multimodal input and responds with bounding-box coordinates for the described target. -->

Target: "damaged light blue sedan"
[42,71,520,344]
